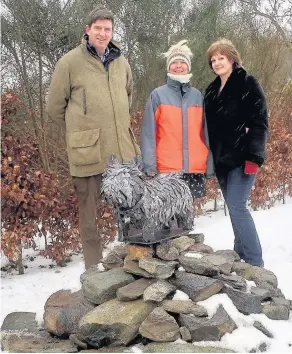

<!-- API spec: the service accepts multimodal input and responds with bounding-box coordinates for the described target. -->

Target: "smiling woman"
[204,38,268,268]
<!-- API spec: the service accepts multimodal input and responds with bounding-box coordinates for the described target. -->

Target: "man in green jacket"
[47,7,139,269]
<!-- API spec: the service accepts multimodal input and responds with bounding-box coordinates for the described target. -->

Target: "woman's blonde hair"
[206,38,243,69]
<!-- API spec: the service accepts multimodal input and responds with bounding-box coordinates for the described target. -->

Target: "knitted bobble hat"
[163,40,193,72]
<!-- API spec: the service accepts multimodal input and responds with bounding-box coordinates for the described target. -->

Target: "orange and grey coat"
[141,78,214,176]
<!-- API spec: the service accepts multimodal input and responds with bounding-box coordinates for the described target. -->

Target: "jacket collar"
[167,77,191,93]
[81,35,121,64]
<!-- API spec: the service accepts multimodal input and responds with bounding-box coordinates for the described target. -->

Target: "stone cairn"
[1,233,292,353]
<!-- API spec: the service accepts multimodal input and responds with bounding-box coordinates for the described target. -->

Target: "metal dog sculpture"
[101,155,194,243]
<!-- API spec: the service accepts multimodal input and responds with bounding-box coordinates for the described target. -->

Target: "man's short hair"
[87,7,114,27]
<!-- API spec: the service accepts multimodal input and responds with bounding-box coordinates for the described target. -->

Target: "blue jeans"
[217,166,263,267]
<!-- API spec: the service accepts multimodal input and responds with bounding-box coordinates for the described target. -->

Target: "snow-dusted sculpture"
[101,155,194,243]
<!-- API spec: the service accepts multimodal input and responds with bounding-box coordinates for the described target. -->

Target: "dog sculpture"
[101,155,194,243]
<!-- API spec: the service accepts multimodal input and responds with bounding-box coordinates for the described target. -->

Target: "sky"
[1,198,292,353]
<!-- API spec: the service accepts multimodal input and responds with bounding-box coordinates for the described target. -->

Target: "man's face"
[85,19,113,54]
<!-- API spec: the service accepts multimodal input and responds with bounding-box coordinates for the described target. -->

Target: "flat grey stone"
[143,280,176,302]
[156,241,180,261]
[253,321,274,338]
[1,312,39,334]
[180,326,192,341]
[139,307,180,342]
[123,258,153,278]
[214,250,240,262]
[0,333,78,353]
[262,304,289,320]
[162,300,207,316]
[170,271,223,302]
[250,267,278,288]
[117,278,153,301]
[178,254,219,277]
[250,287,271,300]
[78,298,155,347]
[112,244,128,259]
[223,286,262,314]
[271,297,290,307]
[139,258,177,279]
[188,233,205,243]
[179,304,237,341]
[82,267,135,305]
[143,342,235,353]
[170,236,196,252]
[101,252,123,270]
[188,243,214,254]
[203,254,233,275]
[217,274,247,291]
[256,282,284,298]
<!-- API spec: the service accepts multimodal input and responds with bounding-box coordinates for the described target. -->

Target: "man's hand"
[244,161,259,175]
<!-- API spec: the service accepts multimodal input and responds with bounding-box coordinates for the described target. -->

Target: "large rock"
[100,252,123,270]
[188,233,205,243]
[255,281,284,298]
[43,290,95,337]
[232,262,253,279]
[80,264,105,284]
[78,298,156,347]
[143,280,176,302]
[162,300,208,317]
[188,243,214,254]
[178,254,219,277]
[250,267,278,288]
[143,343,235,353]
[270,297,291,308]
[170,236,195,252]
[1,312,39,334]
[214,250,240,262]
[112,244,128,259]
[123,258,153,278]
[223,286,262,315]
[0,333,77,353]
[139,307,180,342]
[82,267,135,305]
[217,274,247,291]
[139,258,177,279]
[127,244,154,261]
[170,271,223,302]
[117,278,153,301]
[180,326,192,341]
[203,254,233,274]
[156,241,180,261]
[262,304,290,320]
[250,287,271,300]
[179,304,237,341]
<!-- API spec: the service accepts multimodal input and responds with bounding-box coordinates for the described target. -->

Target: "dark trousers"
[72,175,103,269]
[217,166,263,267]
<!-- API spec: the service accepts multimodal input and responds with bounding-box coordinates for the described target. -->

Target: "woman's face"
[169,60,189,75]
[211,52,233,77]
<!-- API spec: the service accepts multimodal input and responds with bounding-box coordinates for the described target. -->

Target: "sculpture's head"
[101,155,144,209]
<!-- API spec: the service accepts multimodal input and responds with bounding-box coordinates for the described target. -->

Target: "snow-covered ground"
[1,200,292,352]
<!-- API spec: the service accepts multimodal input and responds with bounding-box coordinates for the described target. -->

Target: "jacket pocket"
[129,127,141,155]
[68,128,101,166]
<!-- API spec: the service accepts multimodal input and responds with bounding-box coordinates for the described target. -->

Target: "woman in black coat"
[204,39,268,267]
